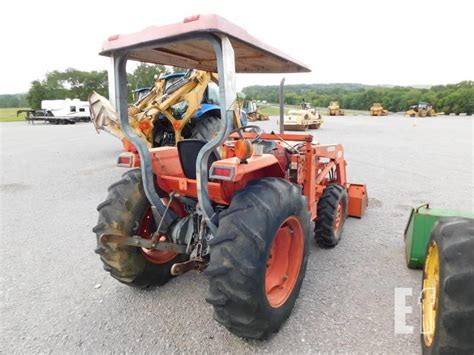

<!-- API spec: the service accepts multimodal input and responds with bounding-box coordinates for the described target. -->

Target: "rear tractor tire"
[314,184,348,248]
[205,178,311,339]
[421,217,474,354]
[93,169,187,288]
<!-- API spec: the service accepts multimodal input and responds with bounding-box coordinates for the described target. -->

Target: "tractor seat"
[177,139,220,180]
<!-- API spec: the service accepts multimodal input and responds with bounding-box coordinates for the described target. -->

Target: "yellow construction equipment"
[327,101,344,116]
[242,100,269,121]
[405,102,438,117]
[370,103,388,116]
[284,102,324,130]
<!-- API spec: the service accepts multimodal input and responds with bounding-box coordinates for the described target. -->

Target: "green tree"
[25,69,108,109]
[26,81,47,109]
[128,63,166,91]
[172,66,188,73]
[0,94,28,108]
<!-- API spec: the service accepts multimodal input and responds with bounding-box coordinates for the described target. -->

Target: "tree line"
[0,94,28,108]
[3,64,183,110]
[2,68,472,115]
[243,81,474,115]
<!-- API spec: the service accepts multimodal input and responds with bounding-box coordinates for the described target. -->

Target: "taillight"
[117,153,135,168]
[210,166,234,181]
[213,168,231,177]
[118,156,131,165]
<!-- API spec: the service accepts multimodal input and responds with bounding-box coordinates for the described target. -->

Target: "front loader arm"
[89,70,217,147]
[156,71,213,141]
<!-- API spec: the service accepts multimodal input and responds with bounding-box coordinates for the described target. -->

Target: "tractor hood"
[100,14,310,74]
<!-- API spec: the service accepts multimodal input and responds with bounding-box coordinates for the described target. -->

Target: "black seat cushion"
[177,139,220,179]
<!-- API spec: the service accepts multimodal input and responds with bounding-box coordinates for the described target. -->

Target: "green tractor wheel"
[421,217,474,354]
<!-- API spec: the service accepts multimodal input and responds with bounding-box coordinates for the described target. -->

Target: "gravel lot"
[1,115,472,353]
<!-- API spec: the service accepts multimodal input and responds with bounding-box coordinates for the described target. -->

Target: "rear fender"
[194,104,220,119]
[210,154,285,183]
[194,104,247,126]
[149,150,284,205]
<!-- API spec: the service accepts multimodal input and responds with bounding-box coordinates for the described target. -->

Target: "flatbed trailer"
[17,109,91,125]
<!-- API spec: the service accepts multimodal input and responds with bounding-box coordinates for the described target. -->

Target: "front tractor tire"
[189,113,221,140]
[314,184,348,248]
[93,169,186,288]
[421,217,474,355]
[205,178,311,339]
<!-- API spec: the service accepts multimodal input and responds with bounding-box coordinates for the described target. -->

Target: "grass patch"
[258,104,295,116]
[259,105,280,116]
[0,108,30,122]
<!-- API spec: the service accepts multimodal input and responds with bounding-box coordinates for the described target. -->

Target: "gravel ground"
[1,115,473,353]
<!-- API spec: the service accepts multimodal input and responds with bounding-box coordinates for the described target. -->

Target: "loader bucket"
[404,203,474,269]
[88,91,124,139]
[347,184,368,218]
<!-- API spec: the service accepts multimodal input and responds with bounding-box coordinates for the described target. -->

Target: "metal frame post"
[109,52,176,232]
[196,35,236,235]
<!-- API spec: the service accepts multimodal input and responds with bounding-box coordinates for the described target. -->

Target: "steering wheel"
[230,125,262,143]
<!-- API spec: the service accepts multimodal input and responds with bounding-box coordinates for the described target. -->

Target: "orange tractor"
[93,15,368,339]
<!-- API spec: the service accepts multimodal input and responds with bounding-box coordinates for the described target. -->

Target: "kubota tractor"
[93,14,368,339]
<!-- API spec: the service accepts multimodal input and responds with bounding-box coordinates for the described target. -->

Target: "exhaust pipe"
[279,77,285,133]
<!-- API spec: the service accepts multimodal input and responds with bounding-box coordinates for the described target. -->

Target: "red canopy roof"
[100,14,310,74]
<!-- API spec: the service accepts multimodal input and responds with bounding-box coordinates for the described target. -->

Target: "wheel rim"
[265,216,304,308]
[138,207,177,264]
[422,242,439,347]
[333,200,344,232]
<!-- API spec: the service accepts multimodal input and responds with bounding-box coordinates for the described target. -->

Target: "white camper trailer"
[18,98,91,124]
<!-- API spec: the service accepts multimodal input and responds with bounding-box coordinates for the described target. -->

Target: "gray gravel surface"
[1,115,473,353]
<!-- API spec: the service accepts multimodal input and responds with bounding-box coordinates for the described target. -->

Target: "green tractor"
[404,204,474,354]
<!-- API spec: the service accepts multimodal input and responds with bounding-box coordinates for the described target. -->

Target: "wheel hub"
[139,207,177,264]
[334,201,343,232]
[422,241,439,346]
[265,216,304,308]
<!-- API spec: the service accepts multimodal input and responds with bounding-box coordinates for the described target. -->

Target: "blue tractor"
[132,71,247,147]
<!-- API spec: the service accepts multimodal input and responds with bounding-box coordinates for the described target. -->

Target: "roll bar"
[108,33,235,234]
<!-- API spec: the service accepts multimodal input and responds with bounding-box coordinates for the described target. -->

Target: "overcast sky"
[1,0,473,94]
